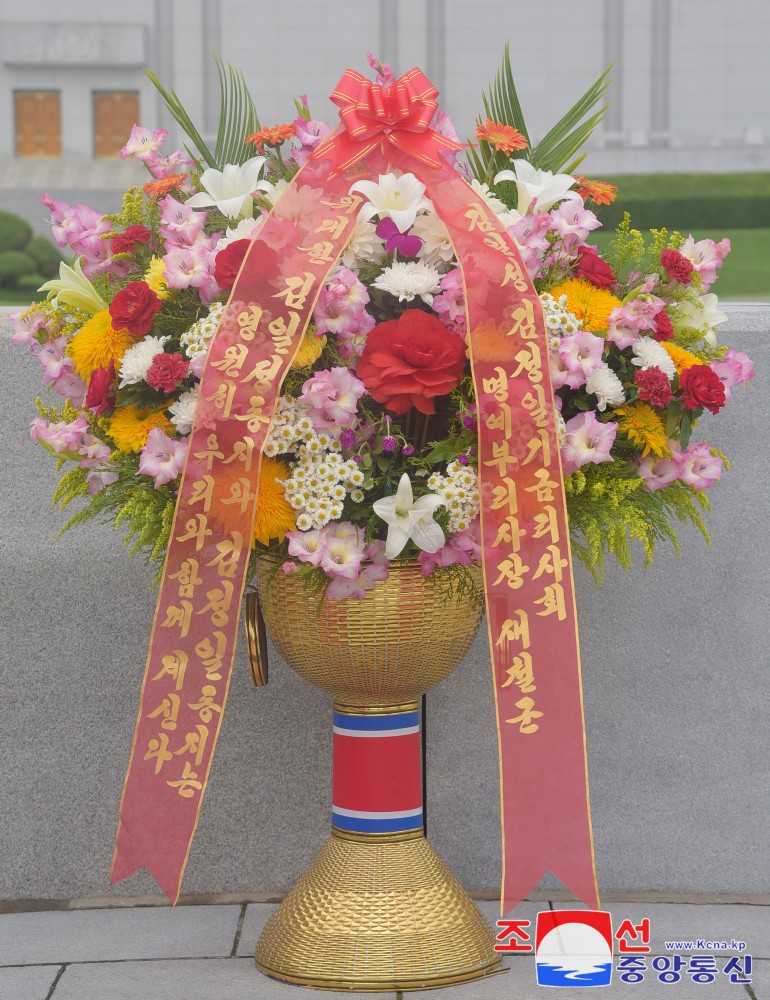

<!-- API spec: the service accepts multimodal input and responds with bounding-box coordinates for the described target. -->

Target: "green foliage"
[467,44,610,183]
[0,209,32,251]
[565,462,711,585]
[145,55,261,170]
[53,456,176,585]
[25,236,63,278]
[0,250,37,286]
[17,272,47,290]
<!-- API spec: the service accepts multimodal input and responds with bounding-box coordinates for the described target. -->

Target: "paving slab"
[0,905,240,965]
[51,958,386,999]
[0,965,60,1000]
[753,958,768,999]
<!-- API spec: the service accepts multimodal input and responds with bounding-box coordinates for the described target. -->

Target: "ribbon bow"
[312,67,464,177]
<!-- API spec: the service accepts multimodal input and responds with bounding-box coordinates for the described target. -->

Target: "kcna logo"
[535,910,614,987]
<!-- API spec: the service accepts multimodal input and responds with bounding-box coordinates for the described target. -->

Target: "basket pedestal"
[252,561,501,991]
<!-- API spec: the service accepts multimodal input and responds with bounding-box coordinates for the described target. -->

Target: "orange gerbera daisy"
[475,119,528,154]
[573,176,618,206]
[246,123,296,152]
[143,173,188,198]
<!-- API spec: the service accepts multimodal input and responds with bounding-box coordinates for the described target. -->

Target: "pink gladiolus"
[286,527,328,567]
[680,236,730,292]
[30,414,89,457]
[710,349,755,402]
[320,523,367,580]
[159,195,207,247]
[162,244,217,291]
[119,125,168,162]
[366,52,395,88]
[10,308,48,350]
[548,200,600,250]
[138,428,187,487]
[432,268,468,339]
[313,268,373,337]
[292,117,332,166]
[607,297,663,349]
[145,148,193,179]
[561,411,617,474]
[40,194,110,250]
[558,330,605,388]
[85,465,119,496]
[36,335,69,382]
[299,367,366,432]
[677,441,723,490]
[637,450,682,491]
[51,361,87,407]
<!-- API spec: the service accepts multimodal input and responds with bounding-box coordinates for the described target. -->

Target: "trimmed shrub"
[0,250,37,286]
[0,210,32,252]
[17,272,47,291]
[598,196,770,231]
[25,235,62,278]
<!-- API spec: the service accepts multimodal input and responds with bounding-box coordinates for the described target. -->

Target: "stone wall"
[0,305,767,902]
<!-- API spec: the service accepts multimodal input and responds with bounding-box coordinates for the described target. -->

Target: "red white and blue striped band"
[332,708,423,834]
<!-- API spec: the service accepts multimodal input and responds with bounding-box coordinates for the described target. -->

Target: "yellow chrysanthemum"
[143,256,169,299]
[291,332,327,369]
[615,402,671,458]
[108,405,174,453]
[253,456,296,546]
[661,341,701,376]
[547,278,622,333]
[69,310,135,381]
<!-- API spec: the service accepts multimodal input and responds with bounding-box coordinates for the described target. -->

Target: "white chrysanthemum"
[180,302,226,359]
[539,292,583,347]
[585,364,626,412]
[169,387,200,436]
[412,211,455,269]
[372,260,442,304]
[340,217,385,268]
[118,335,169,387]
[216,217,260,250]
[631,337,676,380]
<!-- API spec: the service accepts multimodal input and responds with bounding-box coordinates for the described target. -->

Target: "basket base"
[255,833,501,992]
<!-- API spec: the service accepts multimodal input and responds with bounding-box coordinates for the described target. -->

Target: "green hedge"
[0,250,37,286]
[0,210,32,252]
[0,210,62,289]
[25,235,62,278]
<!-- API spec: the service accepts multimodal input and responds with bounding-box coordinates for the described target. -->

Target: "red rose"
[652,309,674,341]
[214,239,278,291]
[357,310,466,415]
[679,364,726,414]
[85,363,115,414]
[574,246,615,289]
[109,281,162,337]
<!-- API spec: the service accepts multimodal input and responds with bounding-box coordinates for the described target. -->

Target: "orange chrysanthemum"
[475,119,528,154]
[252,457,296,546]
[547,278,622,334]
[661,341,702,376]
[69,310,135,381]
[143,173,188,198]
[107,405,174,453]
[573,176,618,206]
[246,123,296,152]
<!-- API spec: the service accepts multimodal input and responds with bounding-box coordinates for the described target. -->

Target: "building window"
[93,91,140,158]
[15,91,61,157]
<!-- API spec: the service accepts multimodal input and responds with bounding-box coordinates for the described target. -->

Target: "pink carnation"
[299,367,366,432]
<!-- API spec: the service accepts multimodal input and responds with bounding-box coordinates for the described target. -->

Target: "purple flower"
[375,217,423,257]
[340,428,356,451]
[402,445,415,457]
[381,436,398,452]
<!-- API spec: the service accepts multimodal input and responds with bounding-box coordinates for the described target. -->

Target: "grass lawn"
[0,289,30,307]
[592,227,770,300]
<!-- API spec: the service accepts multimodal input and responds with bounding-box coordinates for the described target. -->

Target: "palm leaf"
[144,56,261,170]
[213,55,261,168]
[144,67,217,167]
[468,42,530,182]
[530,66,612,173]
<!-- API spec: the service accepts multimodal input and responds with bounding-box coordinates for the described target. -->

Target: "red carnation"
[679,364,726,414]
[652,309,674,341]
[574,246,616,289]
[635,367,672,408]
[146,352,190,393]
[660,248,694,286]
[109,281,163,337]
[214,239,278,291]
[357,310,466,415]
[85,363,116,414]
[111,225,152,255]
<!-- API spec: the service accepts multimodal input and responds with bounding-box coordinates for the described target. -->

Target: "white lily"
[373,473,445,559]
[674,293,728,348]
[494,159,581,216]
[350,172,431,232]
[185,156,271,219]
[39,258,107,315]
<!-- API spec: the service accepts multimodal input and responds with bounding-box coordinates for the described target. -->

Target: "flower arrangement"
[13,50,754,594]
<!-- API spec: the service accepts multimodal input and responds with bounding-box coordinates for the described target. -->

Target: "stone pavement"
[0,900,767,999]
